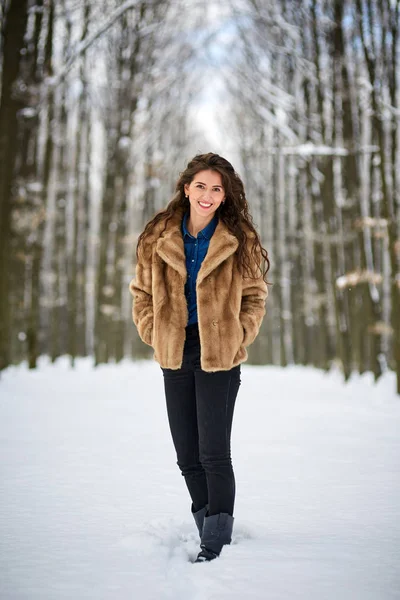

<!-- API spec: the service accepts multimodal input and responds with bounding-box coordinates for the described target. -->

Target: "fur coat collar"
[155,206,239,285]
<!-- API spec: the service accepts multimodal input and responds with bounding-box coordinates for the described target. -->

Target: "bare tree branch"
[49,0,158,86]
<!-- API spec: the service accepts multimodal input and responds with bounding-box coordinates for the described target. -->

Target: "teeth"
[199,202,212,207]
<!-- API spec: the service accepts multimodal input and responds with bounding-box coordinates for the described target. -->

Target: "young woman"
[129,153,269,563]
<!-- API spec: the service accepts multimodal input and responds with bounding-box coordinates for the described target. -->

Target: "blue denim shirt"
[182,211,218,326]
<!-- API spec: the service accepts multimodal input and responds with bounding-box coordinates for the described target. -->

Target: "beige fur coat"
[129,207,268,371]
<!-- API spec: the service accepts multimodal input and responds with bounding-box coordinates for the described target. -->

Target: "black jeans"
[161,323,241,517]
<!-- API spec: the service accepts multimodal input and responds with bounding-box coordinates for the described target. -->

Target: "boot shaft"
[200,512,234,555]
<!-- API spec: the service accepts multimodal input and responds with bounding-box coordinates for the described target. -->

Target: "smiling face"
[184,170,225,224]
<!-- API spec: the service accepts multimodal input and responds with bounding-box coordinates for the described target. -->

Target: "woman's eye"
[195,185,222,192]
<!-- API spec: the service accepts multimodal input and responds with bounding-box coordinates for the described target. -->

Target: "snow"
[26,182,44,193]
[117,136,131,151]
[1,358,399,600]
[17,108,37,119]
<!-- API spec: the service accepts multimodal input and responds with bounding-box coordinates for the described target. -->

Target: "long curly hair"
[137,152,270,281]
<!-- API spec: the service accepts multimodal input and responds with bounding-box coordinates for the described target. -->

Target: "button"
[192,259,194,262]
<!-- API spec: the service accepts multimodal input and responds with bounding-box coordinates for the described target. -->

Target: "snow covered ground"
[0,358,399,600]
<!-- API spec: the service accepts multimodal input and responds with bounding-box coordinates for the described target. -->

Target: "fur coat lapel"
[155,207,239,284]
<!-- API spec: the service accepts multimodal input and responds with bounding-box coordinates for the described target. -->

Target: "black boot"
[191,504,208,538]
[195,513,234,563]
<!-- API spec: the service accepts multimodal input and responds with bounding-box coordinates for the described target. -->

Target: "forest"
[0,0,399,393]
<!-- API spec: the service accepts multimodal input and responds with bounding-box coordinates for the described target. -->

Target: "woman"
[129,153,269,563]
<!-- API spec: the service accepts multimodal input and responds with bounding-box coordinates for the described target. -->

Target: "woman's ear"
[184,183,189,196]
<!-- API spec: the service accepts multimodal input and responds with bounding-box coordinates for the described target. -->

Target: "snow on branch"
[353,217,388,229]
[49,0,157,87]
[263,143,380,156]
[256,105,298,143]
[336,270,383,290]
[367,322,393,336]
[303,228,357,244]
[284,143,348,156]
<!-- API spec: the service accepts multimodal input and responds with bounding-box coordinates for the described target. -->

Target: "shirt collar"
[182,211,218,240]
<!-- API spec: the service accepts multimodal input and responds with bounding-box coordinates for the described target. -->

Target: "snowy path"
[0,359,399,600]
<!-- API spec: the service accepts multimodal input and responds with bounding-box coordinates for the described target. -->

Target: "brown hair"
[136,152,270,281]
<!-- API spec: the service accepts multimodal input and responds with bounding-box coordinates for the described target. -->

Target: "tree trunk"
[0,0,29,372]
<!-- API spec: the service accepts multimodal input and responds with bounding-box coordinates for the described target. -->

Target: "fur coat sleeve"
[239,246,268,347]
[240,265,268,347]
[129,244,154,347]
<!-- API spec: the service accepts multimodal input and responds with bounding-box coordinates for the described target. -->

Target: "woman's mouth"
[198,201,212,209]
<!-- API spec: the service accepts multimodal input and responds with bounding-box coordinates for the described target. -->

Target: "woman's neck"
[187,210,214,238]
